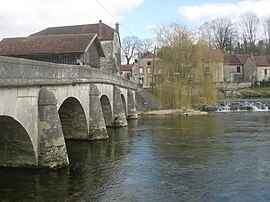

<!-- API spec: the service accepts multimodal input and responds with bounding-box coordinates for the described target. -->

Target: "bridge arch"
[59,97,88,140]
[0,115,36,168]
[100,95,113,127]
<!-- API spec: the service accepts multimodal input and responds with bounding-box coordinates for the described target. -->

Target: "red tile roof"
[30,23,115,41]
[0,33,101,56]
[253,55,270,66]
[225,54,270,66]
[224,54,249,65]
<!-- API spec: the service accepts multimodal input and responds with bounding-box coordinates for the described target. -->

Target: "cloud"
[0,0,144,40]
[178,0,270,25]
[145,24,157,30]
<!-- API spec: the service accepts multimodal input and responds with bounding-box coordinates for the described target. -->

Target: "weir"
[216,99,270,112]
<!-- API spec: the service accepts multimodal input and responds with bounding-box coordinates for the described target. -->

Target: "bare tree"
[121,36,141,65]
[239,11,262,54]
[200,21,214,49]
[211,18,236,53]
[137,38,154,57]
[200,17,236,53]
[263,15,270,54]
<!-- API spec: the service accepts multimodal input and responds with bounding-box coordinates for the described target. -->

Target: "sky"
[1,0,270,41]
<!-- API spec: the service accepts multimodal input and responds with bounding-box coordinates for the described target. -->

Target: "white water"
[216,100,270,112]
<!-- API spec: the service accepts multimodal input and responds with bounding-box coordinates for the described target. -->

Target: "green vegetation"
[153,22,217,109]
[239,87,270,98]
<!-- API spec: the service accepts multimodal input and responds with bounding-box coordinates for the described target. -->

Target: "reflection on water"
[1,114,270,201]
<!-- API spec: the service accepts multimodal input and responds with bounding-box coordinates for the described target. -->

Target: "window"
[147,67,151,74]
[237,66,241,73]
[147,61,151,66]
[139,67,144,74]
[265,69,268,76]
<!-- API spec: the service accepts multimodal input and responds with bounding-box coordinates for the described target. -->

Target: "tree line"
[200,11,270,55]
[122,11,270,64]
[121,11,270,109]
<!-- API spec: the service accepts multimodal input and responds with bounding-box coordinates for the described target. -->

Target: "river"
[1,111,270,201]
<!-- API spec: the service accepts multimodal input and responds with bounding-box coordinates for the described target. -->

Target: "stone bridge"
[0,56,138,169]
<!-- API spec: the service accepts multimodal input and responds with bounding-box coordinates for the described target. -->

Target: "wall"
[257,66,270,81]
[243,58,257,82]
[100,32,121,74]
[0,56,137,90]
[223,64,243,82]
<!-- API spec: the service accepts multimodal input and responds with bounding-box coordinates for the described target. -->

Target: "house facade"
[207,50,224,83]
[244,55,270,82]
[0,34,104,68]
[132,53,163,88]
[223,54,270,84]
[223,54,249,82]
[120,64,132,80]
[29,20,121,74]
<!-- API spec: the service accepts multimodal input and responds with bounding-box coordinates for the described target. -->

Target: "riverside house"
[0,20,121,74]
[224,54,270,85]
[0,33,104,68]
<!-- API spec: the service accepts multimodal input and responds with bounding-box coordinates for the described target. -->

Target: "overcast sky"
[1,0,270,41]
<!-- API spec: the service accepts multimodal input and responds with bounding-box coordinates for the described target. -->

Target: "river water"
[1,110,270,201]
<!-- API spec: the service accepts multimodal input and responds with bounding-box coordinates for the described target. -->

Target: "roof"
[253,55,270,66]
[209,49,223,62]
[224,54,270,67]
[30,22,116,41]
[224,54,249,65]
[0,33,104,56]
[144,53,156,59]
[121,64,132,71]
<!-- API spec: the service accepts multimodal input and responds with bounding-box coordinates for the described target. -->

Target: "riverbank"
[142,108,208,116]
[218,86,270,99]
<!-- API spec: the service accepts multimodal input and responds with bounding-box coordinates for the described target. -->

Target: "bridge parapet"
[0,56,138,90]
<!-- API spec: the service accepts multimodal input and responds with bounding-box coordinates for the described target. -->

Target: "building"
[29,20,121,74]
[223,54,249,82]
[223,54,270,84]
[244,55,270,82]
[132,53,163,88]
[206,50,224,83]
[0,33,104,68]
[120,64,132,80]
[0,20,121,74]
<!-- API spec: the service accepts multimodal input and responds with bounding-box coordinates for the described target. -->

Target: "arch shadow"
[0,116,36,168]
[121,94,127,116]
[100,95,113,127]
[59,97,88,140]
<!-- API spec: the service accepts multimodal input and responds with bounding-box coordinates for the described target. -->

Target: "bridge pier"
[127,89,138,119]
[89,84,108,140]
[38,88,69,169]
[113,86,128,127]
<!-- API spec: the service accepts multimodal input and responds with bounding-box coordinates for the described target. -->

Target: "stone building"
[223,54,249,82]
[132,53,163,88]
[120,64,132,80]
[0,33,104,68]
[223,54,270,84]
[29,20,121,74]
[244,55,270,82]
[206,50,224,83]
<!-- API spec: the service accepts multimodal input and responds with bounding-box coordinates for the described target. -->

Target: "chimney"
[99,20,103,39]
[250,53,254,60]
[115,22,119,33]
